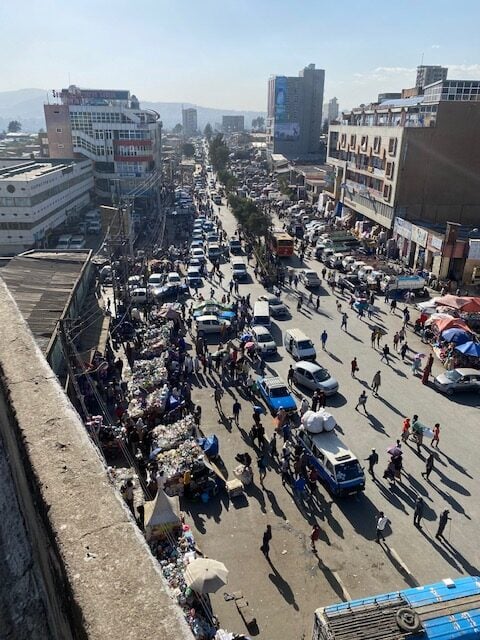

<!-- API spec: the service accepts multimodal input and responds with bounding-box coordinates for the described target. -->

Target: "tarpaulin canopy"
[455,341,480,357]
[144,489,181,541]
[441,328,471,344]
[434,295,480,313]
[425,314,471,333]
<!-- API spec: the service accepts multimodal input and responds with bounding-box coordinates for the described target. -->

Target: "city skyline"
[2,0,480,111]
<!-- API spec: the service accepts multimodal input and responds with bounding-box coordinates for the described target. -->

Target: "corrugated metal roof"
[0,251,90,353]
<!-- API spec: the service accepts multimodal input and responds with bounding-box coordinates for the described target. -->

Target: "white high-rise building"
[182,108,198,137]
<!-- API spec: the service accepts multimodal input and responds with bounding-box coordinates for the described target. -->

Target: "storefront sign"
[411,225,428,247]
[393,217,412,240]
[427,233,443,254]
[468,239,480,260]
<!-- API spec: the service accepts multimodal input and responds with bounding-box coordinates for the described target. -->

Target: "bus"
[312,576,480,640]
[268,230,294,257]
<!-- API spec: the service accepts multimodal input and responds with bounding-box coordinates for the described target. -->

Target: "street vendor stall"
[144,489,182,541]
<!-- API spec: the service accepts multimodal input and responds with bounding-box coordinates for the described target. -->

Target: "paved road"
[183,190,480,640]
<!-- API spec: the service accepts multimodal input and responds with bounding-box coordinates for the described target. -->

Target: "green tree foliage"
[204,123,213,140]
[7,120,21,133]
[217,170,237,193]
[228,195,271,240]
[277,175,293,197]
[251,116,265,130]
[182,142,195,157]
[172,123,183,134]
[209,134,229,172]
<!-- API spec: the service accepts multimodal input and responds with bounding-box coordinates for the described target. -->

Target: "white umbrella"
[185,558,228,594]
[301,410,324,434]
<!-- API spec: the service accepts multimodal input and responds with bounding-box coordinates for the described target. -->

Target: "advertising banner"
[274,122,300,140]
[275,77,288,123]
[393,217,412,240]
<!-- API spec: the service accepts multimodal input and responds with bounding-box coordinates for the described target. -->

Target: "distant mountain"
[0,89,265,132]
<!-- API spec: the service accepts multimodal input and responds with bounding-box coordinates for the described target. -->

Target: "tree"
[252,116,265,130]
[217,169,237,193]
[182,143,195,158]
[204,123,213,140]
[8,120,21,133]
[172,123,183,134]
[209,134,229,172]
[277,175,293,197]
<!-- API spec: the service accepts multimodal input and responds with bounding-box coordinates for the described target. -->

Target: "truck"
[381,274,427,296]
[312,576,480,640]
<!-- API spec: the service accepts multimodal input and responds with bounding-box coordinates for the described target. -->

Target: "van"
[56,234,72,250]
[87,220,102,234]
[327,252,345,269]
[70,235,86,250]
[284,328,316,361]
[231,258,248,282]
[253,300,271,328]
[321,247,335,264]
[296,430,365,497]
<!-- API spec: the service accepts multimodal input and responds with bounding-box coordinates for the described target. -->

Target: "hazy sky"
[2,0,480,110]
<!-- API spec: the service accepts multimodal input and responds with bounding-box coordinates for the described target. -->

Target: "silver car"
[293,360,339,396]
[434,368,480,395]
[258,294,288,317]
[251,325,277,356]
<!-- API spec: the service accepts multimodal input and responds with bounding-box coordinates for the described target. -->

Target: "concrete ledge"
[0,280,192,639]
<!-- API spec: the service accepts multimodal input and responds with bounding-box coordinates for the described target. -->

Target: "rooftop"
[0,158,88,181]
[0,250,91,353]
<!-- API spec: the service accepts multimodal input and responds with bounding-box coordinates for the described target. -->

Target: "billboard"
[274,122,300,141]
[275,77,288,123]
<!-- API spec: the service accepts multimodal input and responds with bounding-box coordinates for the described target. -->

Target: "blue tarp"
[455,341,480,357]
[442,328,470,344]
[198,435,219,457]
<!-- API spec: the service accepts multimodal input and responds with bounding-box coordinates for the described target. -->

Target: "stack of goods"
[131,356,168,392]
[151,415,195,452]
[156,439,204,495]
[85,415,123,450]
[138,323,173,359]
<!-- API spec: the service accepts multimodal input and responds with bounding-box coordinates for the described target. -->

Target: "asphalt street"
[182,195,480,640]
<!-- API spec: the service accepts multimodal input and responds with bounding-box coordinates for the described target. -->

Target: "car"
[191,231,204,241]
[293,361,339,396]
[130,288,148,305]
[191,248,206,263]
[258,293,288,317]
[207,243,223,260]
[338,275,368,295]
[166,272,182,287]
[251,325,277,356]
[148,273,164,287]
[189,257,202,269]
[70,234,86,250]
[186,266,203,288]
[206,233,219,243]
[190,239,204,250]
[195,315,231,335]
[256,376,297,415]
[229,238,242,254]
[434,368,480,395]
[202,221,214,232]
[299,269,321,289]
[128,275,144,290]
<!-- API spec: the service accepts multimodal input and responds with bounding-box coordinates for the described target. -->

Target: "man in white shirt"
[376,511,389,543]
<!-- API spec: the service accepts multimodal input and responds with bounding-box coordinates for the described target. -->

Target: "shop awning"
[434,295,480,313]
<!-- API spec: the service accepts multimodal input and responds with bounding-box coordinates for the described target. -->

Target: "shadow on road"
[266,557,300,611]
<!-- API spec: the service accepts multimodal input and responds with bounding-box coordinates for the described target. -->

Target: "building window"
[383,183,392,200]
[361,135,368,151]
[350,134,356,147]
[388,138,397,156]
[373,136,381,153]
[56,127,63,133]
[385,162,394,179]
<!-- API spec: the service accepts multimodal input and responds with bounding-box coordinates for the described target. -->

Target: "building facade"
[0,158,93,255]
[44,86,162,202]
[182,108,197,137]
[222,115,245,133]
[323,97,339,124]
[267,63,325,160]
[416,65,448,90]
[327,85,480,232]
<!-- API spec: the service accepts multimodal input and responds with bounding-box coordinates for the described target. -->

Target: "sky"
[1,0,480,111]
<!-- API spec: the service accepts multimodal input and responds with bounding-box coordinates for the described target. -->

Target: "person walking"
[365,448,379,479]
[393,332,400,352]
[355,391,368,414]
[375,512,389,543]
[370,328,377,349]
[436,509,451,540]
[390,299,397,314]
[232,399,241,425]
[311,390,320,412]
[351,357,359,378]
[431,423,440,448]
[310,524,321,552]
[300,396,309,416]
[422,452,435,481]
[318,389,326,408]
[214,386,224,411]
[380,344,391,364]
[321,330,328,350]
[413,496,424,528]
[261,524,272,556]
[269,432,278,459]
[257,453,268,482]
[400,341,409,362]
[341,312,348,331]
[316,295,320,312]
[371,370,381,396]
[287,364,294,387]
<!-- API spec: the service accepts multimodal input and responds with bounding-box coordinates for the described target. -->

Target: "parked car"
[70,234,86,250]
[191,248,206,263]
[293,361,339,396]
[434,368,480,395]
[186,266,203,288]
[229,238,242,254]
[130,288,148,305]
[148,273,163,287]
[250,326,277,356]
[257,293,288,317]
[196,315,231,335]
[299,269,321,289]
[256,376,297,415]
[166,272,182,288]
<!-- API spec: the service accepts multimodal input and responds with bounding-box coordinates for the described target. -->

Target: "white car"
[191,248,206,263]
[148,273,163,287]
[128,275,143,290]
[299,269,321,288]
[251,325,277,356]
[196,315,231,335]
[258,294,288,317]
[130,288,148,305]
[166,272,182,287]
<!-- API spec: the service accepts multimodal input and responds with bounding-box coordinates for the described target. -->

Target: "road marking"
[332,570,352,601]
[390,547,418,582]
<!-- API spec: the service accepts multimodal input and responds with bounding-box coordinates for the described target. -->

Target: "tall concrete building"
[323,97,339,126]
[182,107,197,137]
[327,77,480,232]
[44,85,162,202]
[267,63,325,160]
[222,115,244,133]
[416,65,448,90]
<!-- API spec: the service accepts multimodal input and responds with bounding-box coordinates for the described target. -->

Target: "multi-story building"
[267,63,325,160]
[327,77,480,234]
[416,65,448,90]
[182,108,197,137]
[0,158,93,254]
[44,86,162,202]
[222,115,244,133]
[324,97,339,124]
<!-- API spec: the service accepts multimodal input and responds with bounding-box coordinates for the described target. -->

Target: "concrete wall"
[0,280,192,640]
[44,105,75,158]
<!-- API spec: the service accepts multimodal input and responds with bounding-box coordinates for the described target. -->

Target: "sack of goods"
[301,409,337,433]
